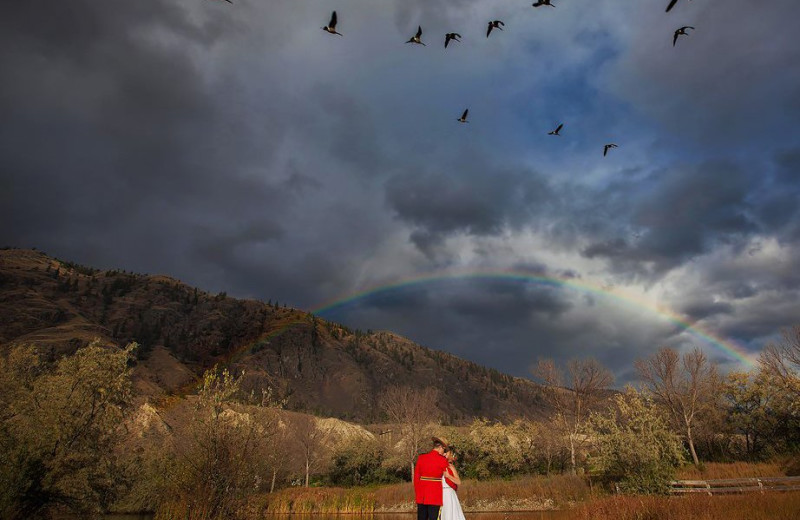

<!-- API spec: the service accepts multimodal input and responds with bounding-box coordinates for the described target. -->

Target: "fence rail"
[670,476,800,495]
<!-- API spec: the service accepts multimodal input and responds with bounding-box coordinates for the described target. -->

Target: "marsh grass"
[251,475,591,515]
[214,462,798,519]
[676,461,787,480]
[564,492,800,520]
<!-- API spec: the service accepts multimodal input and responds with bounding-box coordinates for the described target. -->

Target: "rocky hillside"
[0,248,549,423]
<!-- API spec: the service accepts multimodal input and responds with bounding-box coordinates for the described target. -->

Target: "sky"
[2,0,799,384]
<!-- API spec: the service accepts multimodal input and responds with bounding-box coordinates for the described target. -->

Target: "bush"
[0,341,136,519]
[585,387,686,494]
[329,438,403,486]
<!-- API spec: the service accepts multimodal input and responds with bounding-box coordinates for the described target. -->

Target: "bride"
[441,446,465,520]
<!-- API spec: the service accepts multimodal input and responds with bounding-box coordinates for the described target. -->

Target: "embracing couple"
[414,437,465,520]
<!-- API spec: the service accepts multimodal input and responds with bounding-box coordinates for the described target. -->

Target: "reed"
[564,492,800,520]
[251,474,591,515]
[154,497,214,520]
[676,461,786,480]
[252,487,378,514]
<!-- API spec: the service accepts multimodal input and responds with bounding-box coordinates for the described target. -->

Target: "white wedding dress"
[441,476,466,520]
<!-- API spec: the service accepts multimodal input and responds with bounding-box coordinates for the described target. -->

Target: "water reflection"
[95,511,567,520]
[266,513,565,520]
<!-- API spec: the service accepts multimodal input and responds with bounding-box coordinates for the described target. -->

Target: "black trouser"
[417,504,440,520]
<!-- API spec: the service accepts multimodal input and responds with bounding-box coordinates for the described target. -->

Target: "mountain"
[0,248,549,423]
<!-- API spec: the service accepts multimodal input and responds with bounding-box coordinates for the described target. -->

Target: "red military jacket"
[414,450,449,505]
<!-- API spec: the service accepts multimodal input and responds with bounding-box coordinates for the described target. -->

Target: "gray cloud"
[2,0,799,382]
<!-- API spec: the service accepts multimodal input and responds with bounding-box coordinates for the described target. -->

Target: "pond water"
[265,513,567,520]
[97,511,567,520]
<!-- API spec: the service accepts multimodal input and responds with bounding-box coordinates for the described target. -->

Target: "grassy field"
[234,462,800,519]
[560,492,800,520]
[248,474,590,514]
[675,461,789,480]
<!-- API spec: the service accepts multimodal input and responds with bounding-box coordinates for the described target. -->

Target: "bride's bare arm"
[447,464,461,486]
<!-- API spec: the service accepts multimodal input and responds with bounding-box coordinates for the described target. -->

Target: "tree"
[509,418,566,475]
[760,325,800,399]
[0,341,136,519]
[635,347,719,467]
[291,414,331,487]
[533,358,614,474]
[329,437,399,486]
[378,386,440,480]
[586,387,685,494]
[167,367,278,518]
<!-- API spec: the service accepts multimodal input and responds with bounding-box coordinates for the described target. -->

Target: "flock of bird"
[224,0,699,158]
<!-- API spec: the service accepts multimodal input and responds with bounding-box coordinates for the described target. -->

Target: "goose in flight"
[457,109,469,123]
[445,33,462,48]
[406,26,426,46]
[322,11,342,35]
[548,123,563,136]
[532,0,555,7]
[673,26,694,46]
[487,20,504,38]
[603,143,618,157]
[666,0,692,13]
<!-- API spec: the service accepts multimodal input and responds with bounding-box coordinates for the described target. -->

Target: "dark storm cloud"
[2,0,799,384]
[580,160,758,277]
[385,159,556,254]
[0,0,309,295]
[679,300,734,321]
[754,149,800,239]
[605,0,800,151]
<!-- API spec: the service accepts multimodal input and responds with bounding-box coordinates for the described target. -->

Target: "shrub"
[585,387,686,494]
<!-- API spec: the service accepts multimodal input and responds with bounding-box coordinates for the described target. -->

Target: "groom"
[414,436,450,520]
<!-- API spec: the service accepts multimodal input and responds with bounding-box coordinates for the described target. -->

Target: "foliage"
[585,387,686,494]
[328,437,403,486]
[157,366,279,520]
[0,341,136,519]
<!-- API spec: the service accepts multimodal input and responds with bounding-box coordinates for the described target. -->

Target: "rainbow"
[312,270,757,367]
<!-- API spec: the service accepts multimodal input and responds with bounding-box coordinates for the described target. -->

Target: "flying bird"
[322,11,342,36]
[548,123,563,136]
[532,0,555,7]
[666,0,693,13]
[673,26,694,46]
[457,109,469,123]
[603,143,618,157]
[487,20,504,38]
[445,33,462,48]
[406,26,426,46]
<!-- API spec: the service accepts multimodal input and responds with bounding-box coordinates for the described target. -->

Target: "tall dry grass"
[248,487,378,514]
[676,462,787,480]
[563,492,800,520]
[249,474,591,515]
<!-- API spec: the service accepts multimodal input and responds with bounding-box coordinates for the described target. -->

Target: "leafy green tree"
[722,371,782,458]
[586,387,686,494]
[0,341,136,519]
[329,437,401,486]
